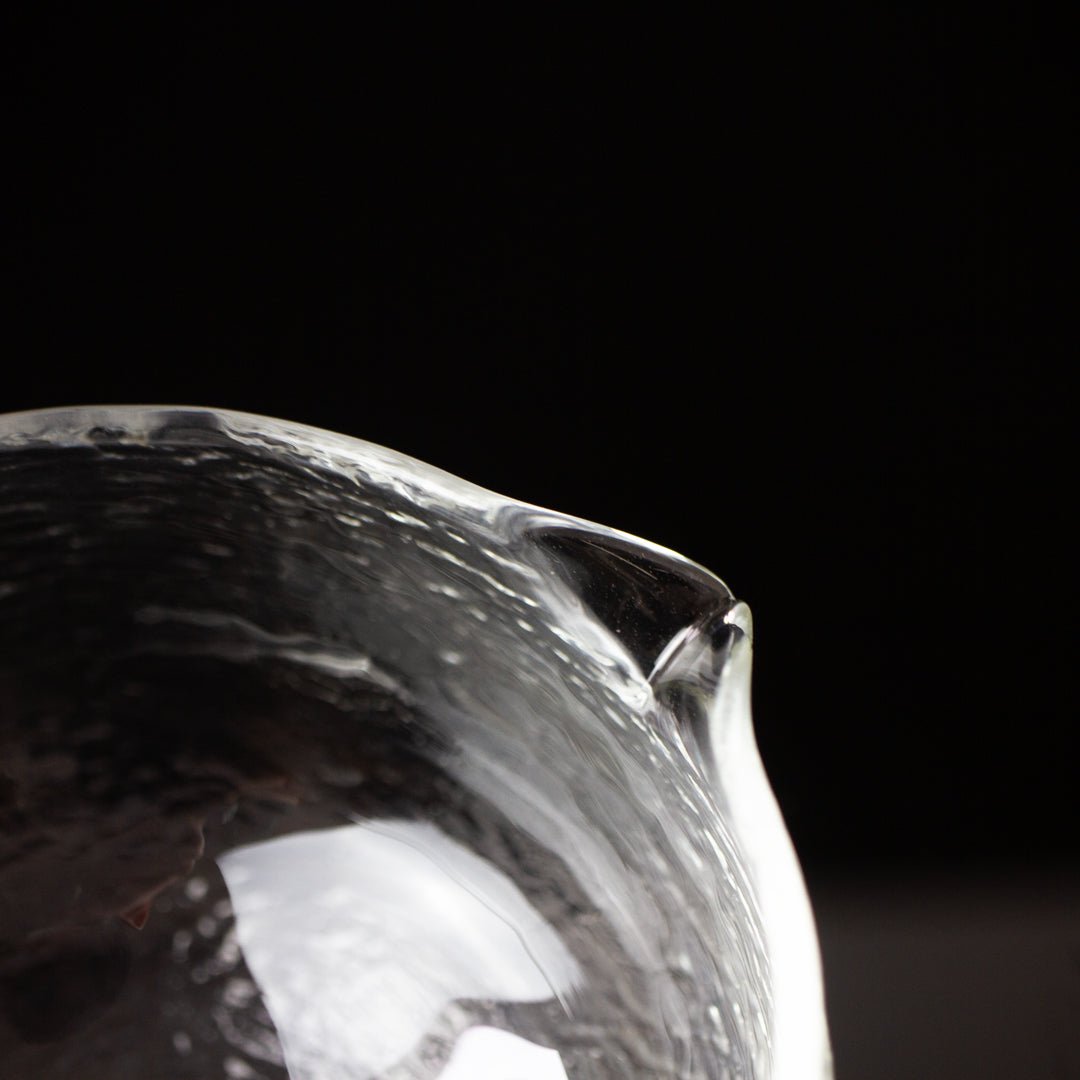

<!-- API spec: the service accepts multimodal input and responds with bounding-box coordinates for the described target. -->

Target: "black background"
[2,10,1075,1078]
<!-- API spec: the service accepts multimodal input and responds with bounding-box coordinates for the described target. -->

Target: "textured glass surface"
[0,407,831,1080]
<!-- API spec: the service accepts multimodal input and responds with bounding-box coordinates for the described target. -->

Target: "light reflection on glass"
[219,821,581,1078]
[437,1026,569,1079]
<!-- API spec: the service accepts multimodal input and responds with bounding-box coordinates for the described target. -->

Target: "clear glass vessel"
[0,406,832,1079]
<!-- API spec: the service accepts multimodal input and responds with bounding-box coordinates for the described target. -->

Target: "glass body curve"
[0,407,831,1080]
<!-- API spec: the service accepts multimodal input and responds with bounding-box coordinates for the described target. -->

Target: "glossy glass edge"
[0,404,729,596]
[709,608,833,1080]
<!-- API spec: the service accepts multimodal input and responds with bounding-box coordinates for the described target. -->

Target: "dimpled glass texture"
[0,407,831,1080]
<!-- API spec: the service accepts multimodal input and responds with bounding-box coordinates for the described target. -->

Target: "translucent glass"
[0,407,832,1080]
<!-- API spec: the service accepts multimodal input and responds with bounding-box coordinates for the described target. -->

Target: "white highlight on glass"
[437,1026,569,1080]
[219,821,580,1079]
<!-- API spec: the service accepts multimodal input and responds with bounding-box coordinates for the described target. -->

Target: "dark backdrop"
[2,10,1074,1078]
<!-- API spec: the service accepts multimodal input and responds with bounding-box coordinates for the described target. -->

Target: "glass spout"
[526,526,833,1080]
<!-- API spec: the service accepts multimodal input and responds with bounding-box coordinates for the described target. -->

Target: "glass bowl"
[0,406,831,1079]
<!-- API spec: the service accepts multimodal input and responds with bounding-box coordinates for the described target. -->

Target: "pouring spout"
[528,520,832,1075]
[647,600,752,783]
